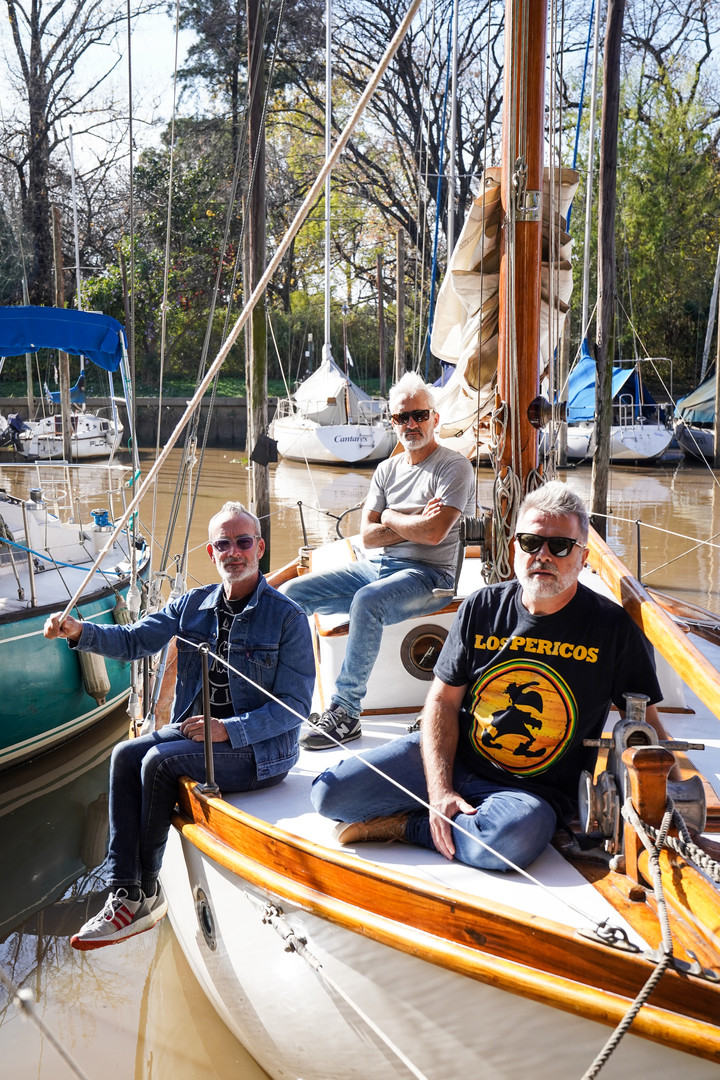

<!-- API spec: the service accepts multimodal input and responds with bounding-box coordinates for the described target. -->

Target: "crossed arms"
[361,498,460,549]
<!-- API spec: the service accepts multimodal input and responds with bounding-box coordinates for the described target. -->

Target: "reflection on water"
[1,449,719,1079]
[0,707,269,1080]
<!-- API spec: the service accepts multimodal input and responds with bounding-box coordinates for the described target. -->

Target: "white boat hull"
[674,421,713,462]
[566,421,673,462]
[162,827,715,1080]
[12,413,123,461]
[272,415,396,465]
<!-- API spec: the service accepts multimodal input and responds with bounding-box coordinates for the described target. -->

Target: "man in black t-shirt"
[311,482,668,872]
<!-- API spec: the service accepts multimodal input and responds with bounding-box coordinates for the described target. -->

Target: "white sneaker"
[71,886,168,951]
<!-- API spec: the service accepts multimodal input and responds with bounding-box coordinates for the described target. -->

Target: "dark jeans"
[106,725,283,893]
[311,731,557,871]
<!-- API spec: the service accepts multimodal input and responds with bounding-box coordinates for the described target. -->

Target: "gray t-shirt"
[364,444,475,571]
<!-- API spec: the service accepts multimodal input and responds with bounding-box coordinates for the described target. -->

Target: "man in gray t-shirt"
[282,372,475,750]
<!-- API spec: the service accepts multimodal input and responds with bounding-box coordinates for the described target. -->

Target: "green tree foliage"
[618,73,720,390]
[567,0,720,395]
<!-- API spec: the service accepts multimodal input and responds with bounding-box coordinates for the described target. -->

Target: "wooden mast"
[496,0,546,494]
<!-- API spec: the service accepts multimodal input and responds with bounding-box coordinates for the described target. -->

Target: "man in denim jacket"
[44,501,314,950]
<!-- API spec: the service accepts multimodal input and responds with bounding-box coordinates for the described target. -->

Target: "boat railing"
[614,397,670,431]
[356,399,391,424]
[274,395,390,425]
[0,460,135,526]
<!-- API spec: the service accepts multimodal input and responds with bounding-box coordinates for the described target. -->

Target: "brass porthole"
[194,887,217,950]
[399,624,448,680]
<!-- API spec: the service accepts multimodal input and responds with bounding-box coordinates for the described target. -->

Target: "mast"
[581,4,601,341]
[591,0,625,538]
[323,0,333,363]
[447,0,459,256]
[496,0,546,496]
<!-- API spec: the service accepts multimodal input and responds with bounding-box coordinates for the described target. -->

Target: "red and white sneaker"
[70,886,168,951]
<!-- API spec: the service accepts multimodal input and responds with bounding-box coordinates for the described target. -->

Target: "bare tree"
[278,0,504,270]
[1,0,159,304]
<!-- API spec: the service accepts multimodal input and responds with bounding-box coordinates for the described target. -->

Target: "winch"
[578,692,707,854]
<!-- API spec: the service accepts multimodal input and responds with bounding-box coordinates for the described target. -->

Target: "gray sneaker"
[301,706,362,751]
[70,885,168,951]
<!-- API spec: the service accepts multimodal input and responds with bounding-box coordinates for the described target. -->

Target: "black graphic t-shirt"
[434,580,662,816]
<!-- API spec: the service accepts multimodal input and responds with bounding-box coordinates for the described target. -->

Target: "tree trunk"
[591,0,625,538]
[52,205,73,461]
[376,252,386,395]
[394,227,405,384]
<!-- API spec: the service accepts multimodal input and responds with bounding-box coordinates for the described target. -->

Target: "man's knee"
[279,577,311,611]
[310,768,343,817]
[456,796,556,872]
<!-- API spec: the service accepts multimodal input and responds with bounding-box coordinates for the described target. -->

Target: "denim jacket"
[74,574,315,780]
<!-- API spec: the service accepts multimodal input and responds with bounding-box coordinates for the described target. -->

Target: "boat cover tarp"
[567,340,657,421]
[675,371,716,424]
[45,373,86,405]
[0,307,126,372]
[292,356,384,424]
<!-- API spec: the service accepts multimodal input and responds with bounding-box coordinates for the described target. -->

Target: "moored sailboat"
[152,0,720,1075]
[0,307,125,462]
[0,307,148,769]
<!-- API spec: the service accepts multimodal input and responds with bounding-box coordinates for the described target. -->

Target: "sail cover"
[292,356,385,425]
[0,307,127,372]
[675,372,716,424]
[430,167,579,454]
[567,340,657,422]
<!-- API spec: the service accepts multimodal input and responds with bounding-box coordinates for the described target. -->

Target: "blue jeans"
[311,732,557,871]
[106,726,283,894]
[282,556,454,718]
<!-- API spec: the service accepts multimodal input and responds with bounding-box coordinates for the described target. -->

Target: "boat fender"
[112,592,133,625]
[126,581,142,620]
[78,650,111,705]
[80,793,109,869]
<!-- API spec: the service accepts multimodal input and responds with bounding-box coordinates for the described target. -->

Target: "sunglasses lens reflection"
[515,533,577,558]
[391,409,431,425]
[212,536,257,552]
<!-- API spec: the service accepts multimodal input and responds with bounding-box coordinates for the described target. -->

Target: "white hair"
[388,371,437,412]
[208,501,261,538]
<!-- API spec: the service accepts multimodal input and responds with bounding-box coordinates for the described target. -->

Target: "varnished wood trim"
[587,529,720,725]
[172,780,720,1058]
[175,815,720,1061]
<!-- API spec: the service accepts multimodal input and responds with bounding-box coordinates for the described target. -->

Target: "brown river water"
[1,448,719,1079]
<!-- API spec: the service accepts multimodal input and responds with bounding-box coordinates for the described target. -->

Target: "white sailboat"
[272,354,396,464]
[561,341,674,463]
[154,3,720,1076]
[28,1,720,1073]
[674,370,716,462]
[271,0,395,467]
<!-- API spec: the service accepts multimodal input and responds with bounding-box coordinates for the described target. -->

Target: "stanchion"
[197,644,220,796]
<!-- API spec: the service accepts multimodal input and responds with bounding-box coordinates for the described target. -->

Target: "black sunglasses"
[514,532,584,558]
[210,535,261,553]
[390,409,432,425]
